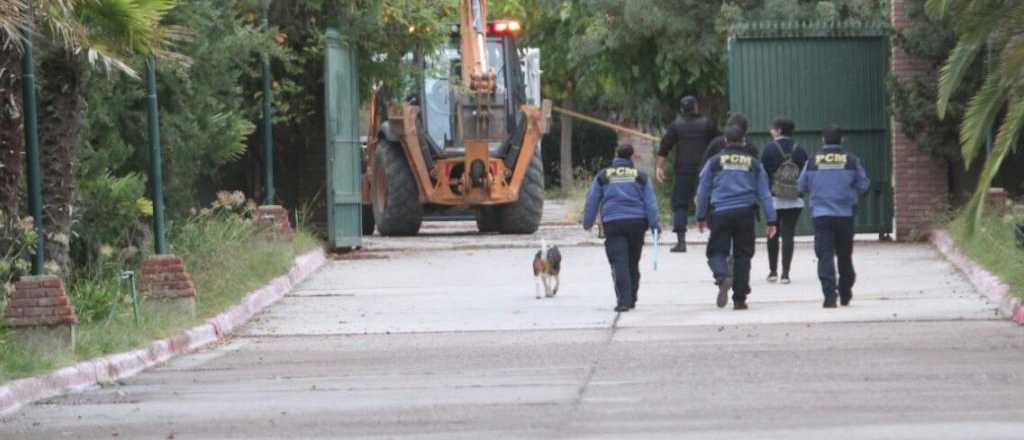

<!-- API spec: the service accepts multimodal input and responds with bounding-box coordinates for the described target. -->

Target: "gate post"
[324,29,363,250]
[890,0,949,240]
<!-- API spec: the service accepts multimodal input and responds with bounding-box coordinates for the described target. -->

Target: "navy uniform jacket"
[797,144,871,218]
[702,136,759,166]
[696,145,777,225]
[583,158,661,231]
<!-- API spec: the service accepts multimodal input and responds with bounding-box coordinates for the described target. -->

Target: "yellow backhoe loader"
[362,0,551,236]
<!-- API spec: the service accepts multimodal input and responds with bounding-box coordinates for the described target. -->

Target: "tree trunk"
[0,43,23,217]
[559,81,574,190]
[37,50,86,273]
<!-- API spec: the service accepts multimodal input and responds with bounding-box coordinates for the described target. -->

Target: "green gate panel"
[325,29,363,249]
[728,33,893,235]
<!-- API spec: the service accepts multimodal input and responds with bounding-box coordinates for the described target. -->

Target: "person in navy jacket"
[798,125,871,308]
[583,145,662,312]
[696,126,777,310]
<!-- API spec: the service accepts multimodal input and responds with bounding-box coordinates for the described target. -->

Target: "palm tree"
[0,0,78,218]
[22,0,182,272]
[927,0,1024,233]
[2,0,156,217]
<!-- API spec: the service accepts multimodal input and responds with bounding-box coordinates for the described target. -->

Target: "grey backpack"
[771,143,802,199]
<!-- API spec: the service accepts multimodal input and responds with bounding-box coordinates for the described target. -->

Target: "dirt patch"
[329,250,390,260]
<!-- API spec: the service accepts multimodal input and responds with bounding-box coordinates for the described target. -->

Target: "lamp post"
[145,54,168,255]
[138,55,197,318]
[22,0,45,275]
[261,0,275,205]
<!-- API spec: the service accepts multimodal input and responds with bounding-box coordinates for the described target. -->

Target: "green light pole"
[261,0,275,205]
[145,54,168,255]
[22,0,45,275]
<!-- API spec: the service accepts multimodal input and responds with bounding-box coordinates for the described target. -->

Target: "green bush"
[0,194,318,382]
[71,172,150,270]
[950,202,1024,299]
[0,212,37,306]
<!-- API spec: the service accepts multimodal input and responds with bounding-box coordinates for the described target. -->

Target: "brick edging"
[930,229,1024,324]
[0,248,328,417]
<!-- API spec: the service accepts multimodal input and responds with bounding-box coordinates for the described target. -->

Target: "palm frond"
[72,0,188,76]
[997,35,1024,90]
[936,40,983,118]
[959,72,1007,167]
[962,92,1024,234]
[0,0,28,48]
[77,0,178,54]
[924,0,955,19]
[36,0,83,50]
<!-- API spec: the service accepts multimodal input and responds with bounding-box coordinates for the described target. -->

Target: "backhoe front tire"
[499,149,544,234]
[361,204,375,235]
[372,143,423,236]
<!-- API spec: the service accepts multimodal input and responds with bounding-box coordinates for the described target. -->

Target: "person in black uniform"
[583,145,662,312]
[696,126,777,310]
[760,116,809,284]
[656,96,719,253]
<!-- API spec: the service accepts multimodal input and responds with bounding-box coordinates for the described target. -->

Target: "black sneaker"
[840,293,852,306]
[717,278,732,308]
[733,301,749,310]
[614,305,630,312]
[670,242,687,253]
[780,276,791,285]
[767,273,778,283]
[823,297,838,309]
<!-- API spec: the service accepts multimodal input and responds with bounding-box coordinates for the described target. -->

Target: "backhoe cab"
[363,0,551,236]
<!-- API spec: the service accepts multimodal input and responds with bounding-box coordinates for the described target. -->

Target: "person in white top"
[759,117,809,284]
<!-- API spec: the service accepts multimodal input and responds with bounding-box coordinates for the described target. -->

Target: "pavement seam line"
[554,312,621,438]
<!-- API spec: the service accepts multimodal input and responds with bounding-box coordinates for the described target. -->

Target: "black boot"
[671,232,687,253]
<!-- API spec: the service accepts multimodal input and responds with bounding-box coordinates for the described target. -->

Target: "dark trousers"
[706,207,756,302]
[603,219,647,307]
[813,216,856,300]
[671,171,699,232]
[767,208,802,276]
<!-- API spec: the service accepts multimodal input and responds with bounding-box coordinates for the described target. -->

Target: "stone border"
[931,229,1024,324]
[0,248,328,417]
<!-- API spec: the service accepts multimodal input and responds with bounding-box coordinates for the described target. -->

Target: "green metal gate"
[325,29,363,249]
[727,24,893,235]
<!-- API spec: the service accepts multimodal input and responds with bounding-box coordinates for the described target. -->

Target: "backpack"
[771,142,802,199]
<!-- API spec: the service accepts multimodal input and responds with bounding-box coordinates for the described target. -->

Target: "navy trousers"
[813,216,856,300]
[706,207,756,302]
[603,219,647,308]
[671,171,699,232]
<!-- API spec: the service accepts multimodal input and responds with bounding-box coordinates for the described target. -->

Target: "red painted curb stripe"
[930,229,1021,325]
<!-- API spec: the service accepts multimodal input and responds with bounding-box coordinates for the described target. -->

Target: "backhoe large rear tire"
[499,150,544,234]
[372,143,423,236]
[475,207,501,233]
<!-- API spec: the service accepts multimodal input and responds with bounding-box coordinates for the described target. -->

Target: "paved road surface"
[4,202,1023,439]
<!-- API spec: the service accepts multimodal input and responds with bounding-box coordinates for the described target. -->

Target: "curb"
[930,229,1023,325]
[0,247,328,417]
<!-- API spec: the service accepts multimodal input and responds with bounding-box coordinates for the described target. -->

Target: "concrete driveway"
[4,202,1023,439]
